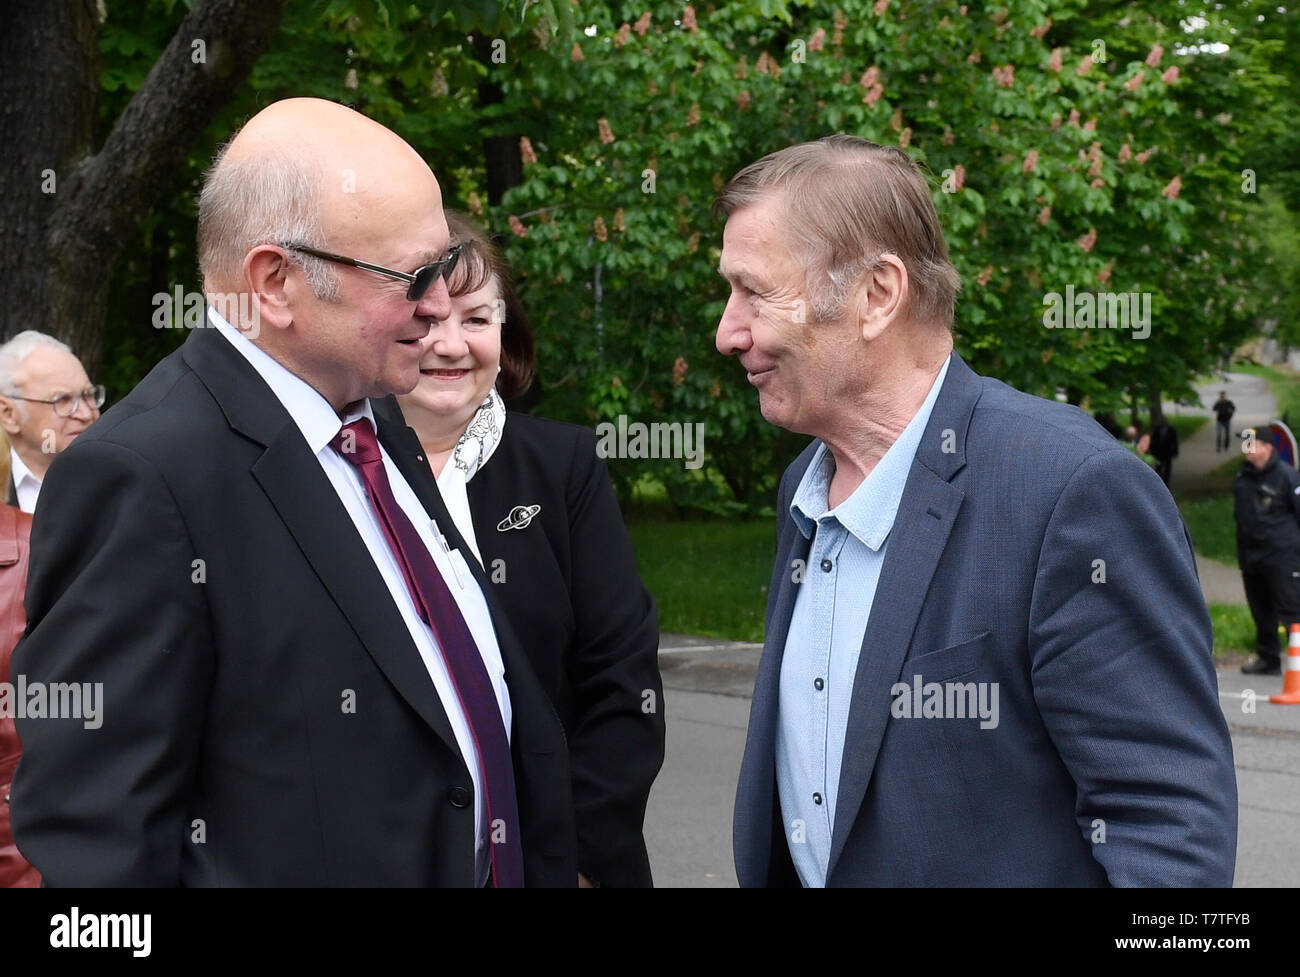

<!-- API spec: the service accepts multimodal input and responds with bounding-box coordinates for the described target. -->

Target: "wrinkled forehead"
[719,193,798,280]
[14,348,89,390]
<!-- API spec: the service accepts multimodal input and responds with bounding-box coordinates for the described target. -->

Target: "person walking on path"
[1214,392,1236,452]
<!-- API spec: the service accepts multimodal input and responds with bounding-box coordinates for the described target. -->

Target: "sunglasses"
[281,242,463,302]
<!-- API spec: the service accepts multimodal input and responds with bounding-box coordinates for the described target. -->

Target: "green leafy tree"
[67,0,1299,512]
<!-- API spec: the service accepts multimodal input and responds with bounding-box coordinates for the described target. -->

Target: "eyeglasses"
[281,242,463,302]
[8,384,106,417]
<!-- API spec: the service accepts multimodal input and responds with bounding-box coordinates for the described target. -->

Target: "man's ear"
[858,254,908,342]
[0,397,22,437]
[242,246,296,334]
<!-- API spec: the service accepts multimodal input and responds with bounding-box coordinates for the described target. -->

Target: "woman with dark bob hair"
[377,210,664,887]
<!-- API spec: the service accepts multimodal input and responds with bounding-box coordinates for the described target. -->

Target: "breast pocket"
[1258,484,1280,513]
[902,630,990,683]
[448,548,475,585]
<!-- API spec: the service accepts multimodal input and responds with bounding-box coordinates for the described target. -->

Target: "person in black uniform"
[381,211,665,887]
[1234,428,1300,675]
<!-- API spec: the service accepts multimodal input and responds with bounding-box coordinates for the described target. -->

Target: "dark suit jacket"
[734,352,1238,887]
[372,400,664,886]
[11,325,577,886]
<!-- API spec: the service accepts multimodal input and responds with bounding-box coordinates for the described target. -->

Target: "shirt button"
[814,677,825,690]
[813,792,823,805]
[821,559,833,572]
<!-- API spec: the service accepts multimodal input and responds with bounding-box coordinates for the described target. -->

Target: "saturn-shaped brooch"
[497,504,541,532]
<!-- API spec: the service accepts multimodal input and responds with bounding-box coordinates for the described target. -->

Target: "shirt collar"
[790,354,952,551]
[207,306,368,452]
[9,446,38,488]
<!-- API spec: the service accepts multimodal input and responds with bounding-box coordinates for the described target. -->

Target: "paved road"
[644,634,1300,887]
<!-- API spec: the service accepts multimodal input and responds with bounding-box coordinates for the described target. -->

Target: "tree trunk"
[0,0,289,373]
[1146,386,1164,431]
[471,33,522,206]
[0,0,99,355]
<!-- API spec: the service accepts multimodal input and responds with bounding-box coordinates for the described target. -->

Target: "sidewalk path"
[1164,372,1279,606]
[1167,372,1276,494]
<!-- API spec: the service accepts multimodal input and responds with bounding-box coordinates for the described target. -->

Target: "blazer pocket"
[902,630,990,683]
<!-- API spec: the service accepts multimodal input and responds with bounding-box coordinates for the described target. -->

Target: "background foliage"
[92,0,1299,513]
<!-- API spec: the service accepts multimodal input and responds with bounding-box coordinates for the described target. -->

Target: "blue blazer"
[733,353,1238,887]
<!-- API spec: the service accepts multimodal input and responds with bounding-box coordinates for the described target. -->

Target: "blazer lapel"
[733,445,816,885]
[825,352,981,881]
[753,509,813,752]
[370,397,542,688]
[182,327,462,756]
[371,397,448,530]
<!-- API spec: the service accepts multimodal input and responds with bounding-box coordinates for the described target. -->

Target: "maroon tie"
[331,417,524,887]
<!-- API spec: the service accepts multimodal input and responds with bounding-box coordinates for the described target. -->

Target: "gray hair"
[197,140,340,302]
[0,330,75,421]
[0,330,73,394]
[714,135,962,328]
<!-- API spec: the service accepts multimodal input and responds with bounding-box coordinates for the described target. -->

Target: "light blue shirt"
[775,354,951,887]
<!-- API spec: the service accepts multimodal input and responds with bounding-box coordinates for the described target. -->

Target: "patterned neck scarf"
[447,385,507,483]
[435,385,507,567]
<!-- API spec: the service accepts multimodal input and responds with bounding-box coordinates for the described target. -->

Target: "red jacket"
[0,503,39,887]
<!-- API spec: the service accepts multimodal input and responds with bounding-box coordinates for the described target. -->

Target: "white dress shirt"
[436,464,483,567]
[208,308,511,884]
[9,447,42,513]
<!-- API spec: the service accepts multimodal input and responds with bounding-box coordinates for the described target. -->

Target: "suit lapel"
[734,444,816,885]
[754,508,813,744]
[182,327,462,756]
[825,352,981,881]
[370,397,549,734]
[372,397,447,530]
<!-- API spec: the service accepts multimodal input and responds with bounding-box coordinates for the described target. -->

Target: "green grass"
[1211,453,1243,478]
[628,516,772,642]
[1178,494,1237,567]
[1210,604,1264,657]
[1167,414,1208,441]
[628,510,1257,658]
[1231,361,1300,423]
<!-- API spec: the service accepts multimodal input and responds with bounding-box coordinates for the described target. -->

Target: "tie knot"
[331,418,383,467]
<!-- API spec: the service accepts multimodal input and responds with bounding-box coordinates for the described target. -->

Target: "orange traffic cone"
[1270,623,1300,705]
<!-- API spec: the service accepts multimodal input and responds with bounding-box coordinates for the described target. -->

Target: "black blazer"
[10,326,577,886]
[373,400,664,887]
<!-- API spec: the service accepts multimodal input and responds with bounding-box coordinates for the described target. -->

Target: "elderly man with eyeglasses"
[0,331,104,513]
[10,98,578,887]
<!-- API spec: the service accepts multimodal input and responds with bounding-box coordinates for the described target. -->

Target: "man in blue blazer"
[716,135,1237,887]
